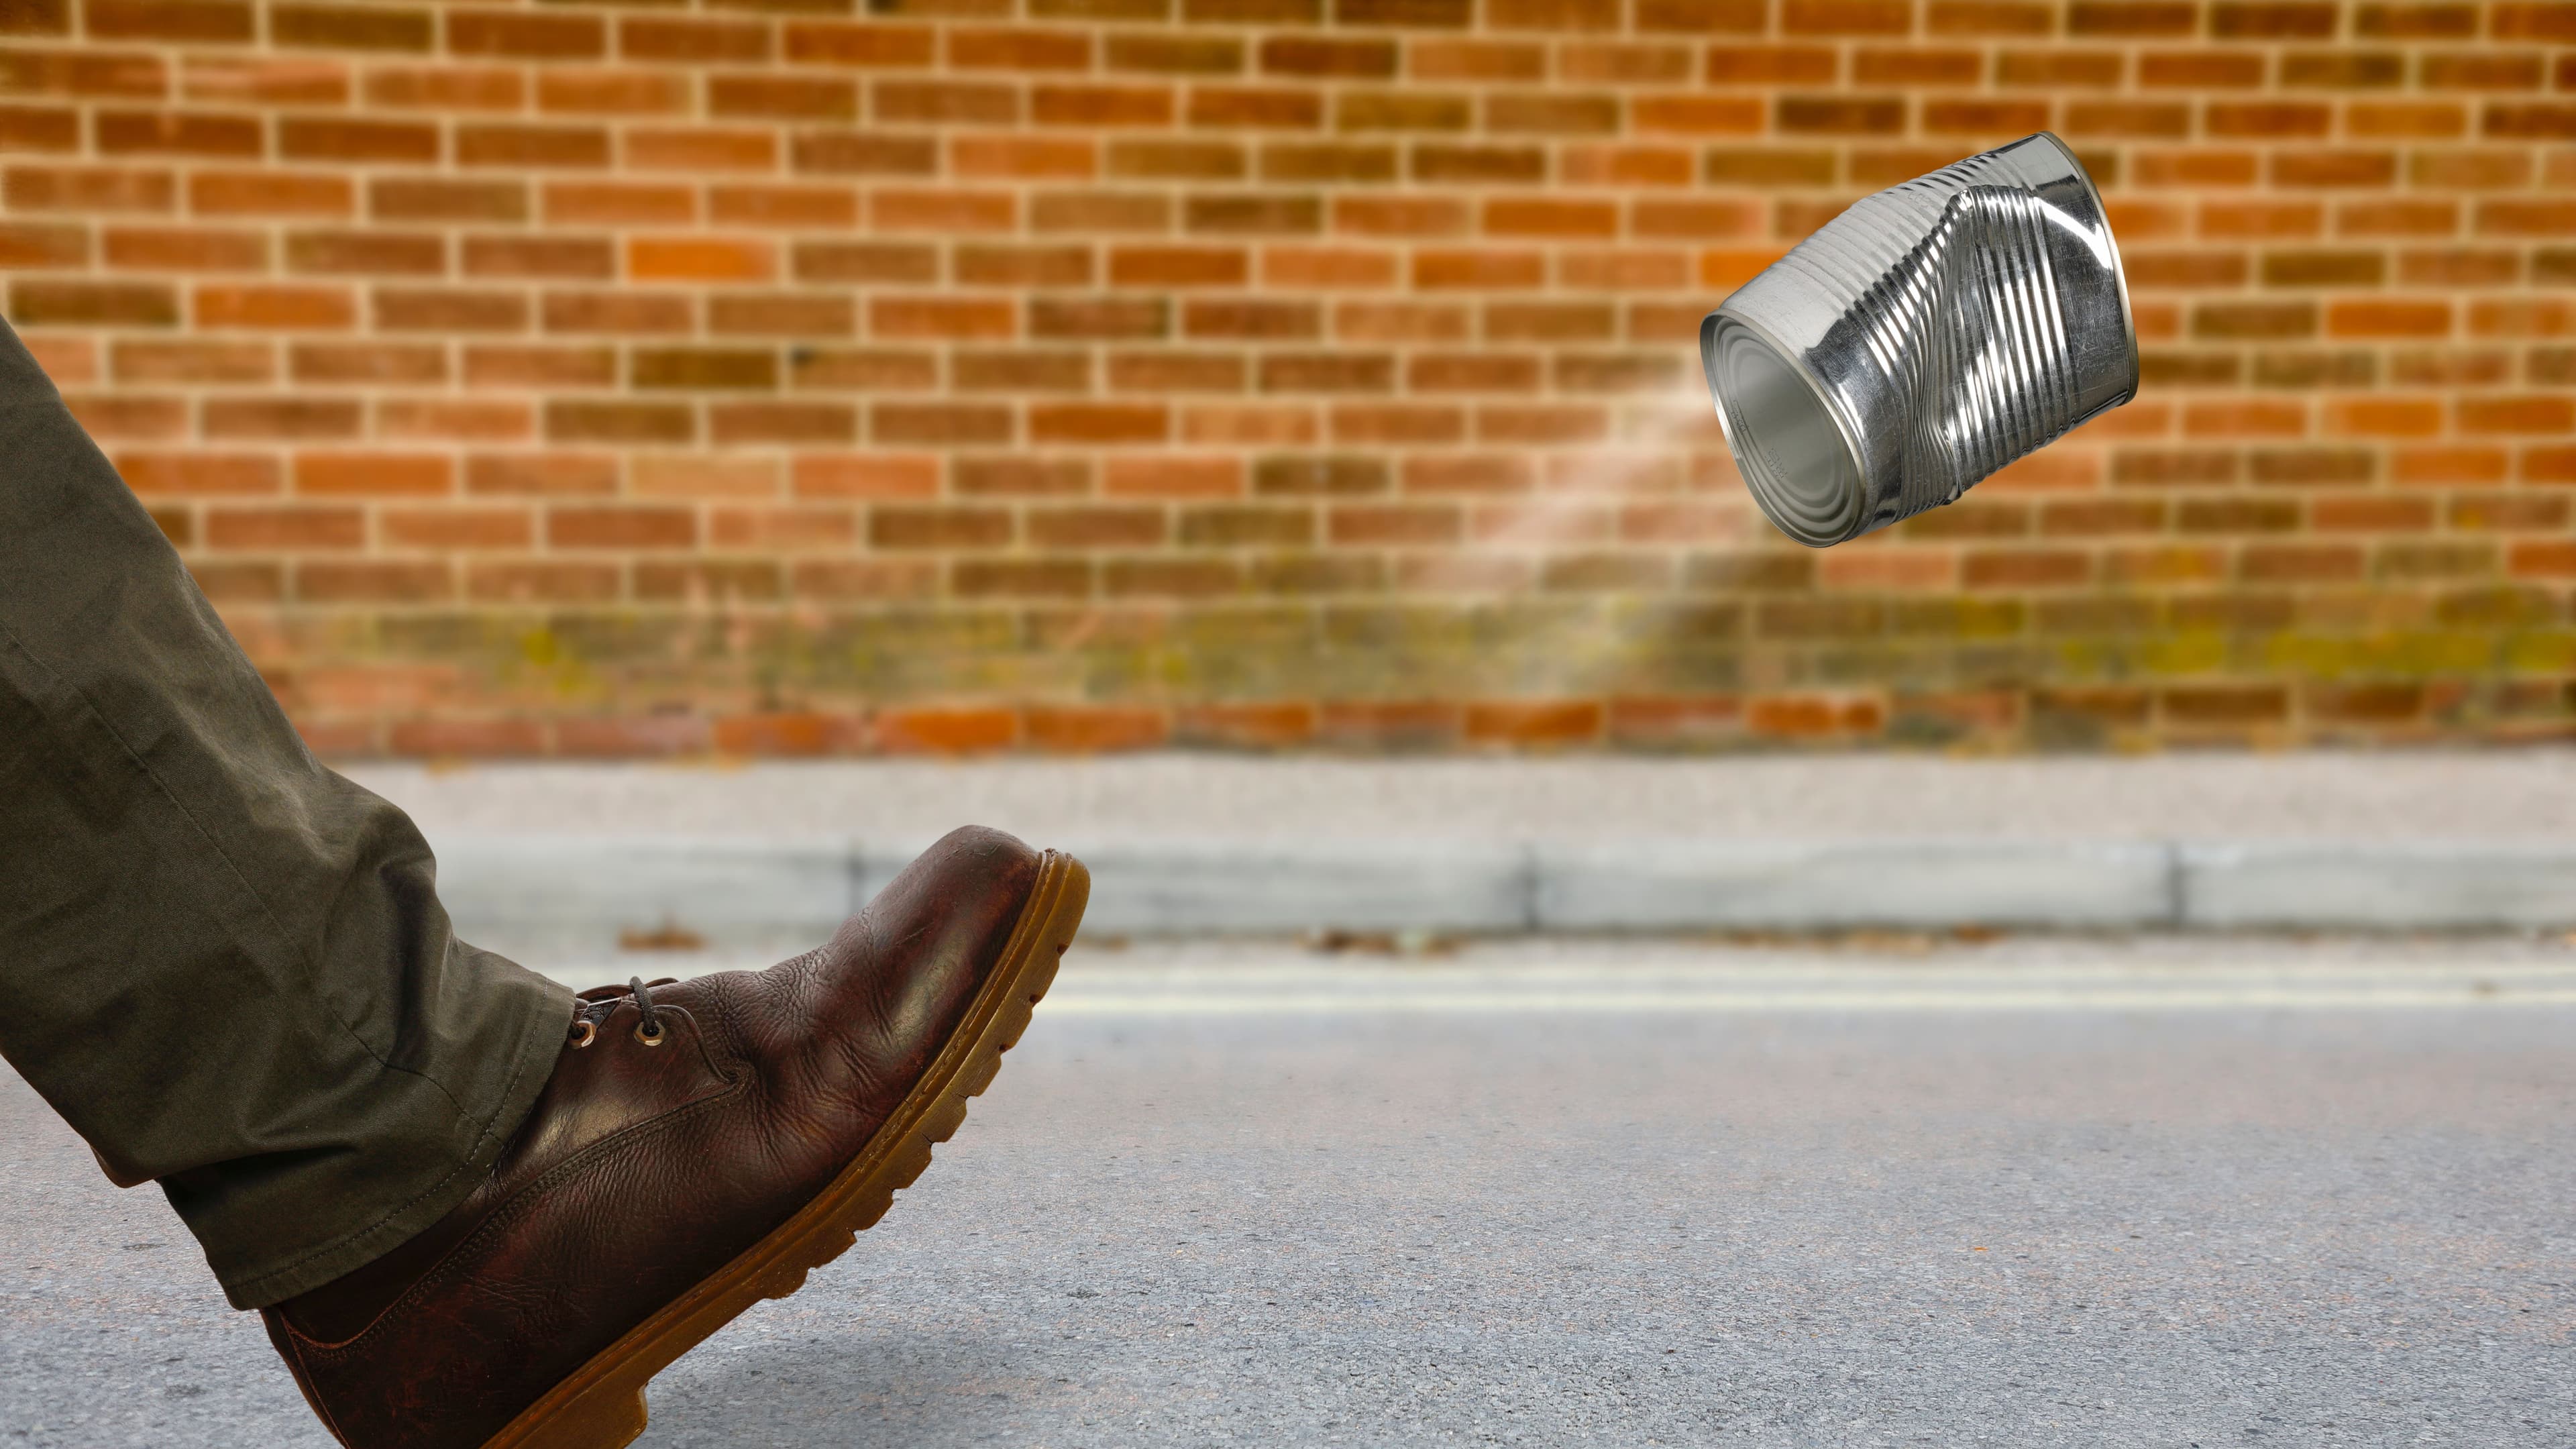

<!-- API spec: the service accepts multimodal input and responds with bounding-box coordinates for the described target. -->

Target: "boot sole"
[480,848,1093,1449]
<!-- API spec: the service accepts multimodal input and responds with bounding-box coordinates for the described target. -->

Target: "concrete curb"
[429,833,2576,951]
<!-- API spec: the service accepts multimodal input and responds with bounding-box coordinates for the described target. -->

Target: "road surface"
[6,937,2573,1446]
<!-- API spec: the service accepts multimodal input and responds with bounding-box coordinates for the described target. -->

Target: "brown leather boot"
[259,826,1089,1449]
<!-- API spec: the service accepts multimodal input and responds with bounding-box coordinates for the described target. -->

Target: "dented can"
[1701,131,2139,547]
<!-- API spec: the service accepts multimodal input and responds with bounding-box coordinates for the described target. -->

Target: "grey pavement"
[341,751,2576,845]
[8,936,2575,1447]
[331,751,2576,943]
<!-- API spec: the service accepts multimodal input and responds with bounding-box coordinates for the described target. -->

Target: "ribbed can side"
[1705,133,2136,548]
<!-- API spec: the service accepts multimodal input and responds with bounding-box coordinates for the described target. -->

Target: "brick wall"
[3,0,2573,756]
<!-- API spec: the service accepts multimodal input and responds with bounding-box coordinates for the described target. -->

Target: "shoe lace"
[568,976,677,1049]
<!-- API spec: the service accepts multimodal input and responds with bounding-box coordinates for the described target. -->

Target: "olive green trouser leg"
[0,319,572,1309]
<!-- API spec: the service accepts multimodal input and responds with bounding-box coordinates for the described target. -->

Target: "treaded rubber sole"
[479,849,1091,1449]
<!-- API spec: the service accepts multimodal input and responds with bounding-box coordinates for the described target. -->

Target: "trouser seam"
[0,606,480,1128]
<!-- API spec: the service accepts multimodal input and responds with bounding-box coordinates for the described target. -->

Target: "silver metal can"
[1701,132,2139,547]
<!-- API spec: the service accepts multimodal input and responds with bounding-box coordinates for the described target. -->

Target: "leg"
[0,317,572,1309]
[0,316,1097,1449]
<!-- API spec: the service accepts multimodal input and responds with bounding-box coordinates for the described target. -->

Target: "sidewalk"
[339,751,2576,955]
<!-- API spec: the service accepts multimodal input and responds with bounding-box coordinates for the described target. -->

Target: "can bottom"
[1705,314,1864,548]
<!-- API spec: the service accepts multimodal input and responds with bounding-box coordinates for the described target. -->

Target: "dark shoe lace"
[568,976,678,1049]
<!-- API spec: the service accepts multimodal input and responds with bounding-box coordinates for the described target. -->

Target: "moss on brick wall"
[6,0,2574,753]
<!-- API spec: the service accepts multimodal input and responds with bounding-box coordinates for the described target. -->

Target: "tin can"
[1701,132,2139,547]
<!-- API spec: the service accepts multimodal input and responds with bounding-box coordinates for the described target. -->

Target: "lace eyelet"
[634,1022,666,1047]
[568,1018,596,1049]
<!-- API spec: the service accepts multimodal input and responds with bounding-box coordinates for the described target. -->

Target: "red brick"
[94,109,260,157]
[710,74,856,123]
[294,561,453,604]
[547,506,694,550]
[1189,87,1322,129]
[206,504,364,549]
[1171,702,1316,749]
[280,117,440,164]
[87,0,251,44]
[545,400,693,445]
[0,0,70,33]
[622,17,769,63]
[66,394,187,440]
[1778,95,1907,134]
[784,21,934,67]
[1462,700,1603,748]
[369,176,520,222]
[377,396,529,444]
[1110,246,1248,286]
[293,452,451,497]
[1106,455,1242,498]
[874,706,1018,754]
[115,453,280,494]
[272,3,429,52]
[1411,250,1544,289]
[2493,2,2576,39]
[7,166,174,213]
[466,453,616,498]
[956,135,1098,181]
[445,9,602,60]
[708,402,854,446]
[629,236,773,283]
[294,341,443,385]
[2069,1,2197,36]
[949,28,1091,70]
[204,396,360,440]
[1032,402,1168,443]
[2328,299,2452,338]
[456,125,608,169]
[0,104,80,150]
[113,339,272,382]
[363,65,523,111]
[627,129,775,173]
[195,284,353,330]
[536,70,686,117]
[101,225,262,271]
[386,718,546,757]
[374,288,527,333]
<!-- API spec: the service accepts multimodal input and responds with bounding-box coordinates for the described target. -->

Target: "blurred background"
[5,0,2571,757]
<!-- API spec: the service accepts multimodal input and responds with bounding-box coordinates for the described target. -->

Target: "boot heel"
[494,1386,647,1449]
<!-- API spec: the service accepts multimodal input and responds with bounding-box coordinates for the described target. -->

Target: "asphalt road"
[6,938,2574,1447]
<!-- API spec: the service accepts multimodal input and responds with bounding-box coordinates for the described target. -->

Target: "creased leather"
[261,825,1043,1449]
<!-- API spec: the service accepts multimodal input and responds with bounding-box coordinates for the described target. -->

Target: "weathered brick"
[536,71,687,117]
[2068,2,2197,36]
[456,125,608,169]
[445,10,603,60]
[1778,95,1907,134]
[285,230,443,276]
[784,22,936,67]
[0,0,71,33]
[1189,87,1322,129]
[545,400,694,445]
[710,74,857,123]
[87,0,251,44]
[279,117,437,164]
[623,17,768,63]
[363,66,521,111]
[371,176,523,223]
[272,4,431,51]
